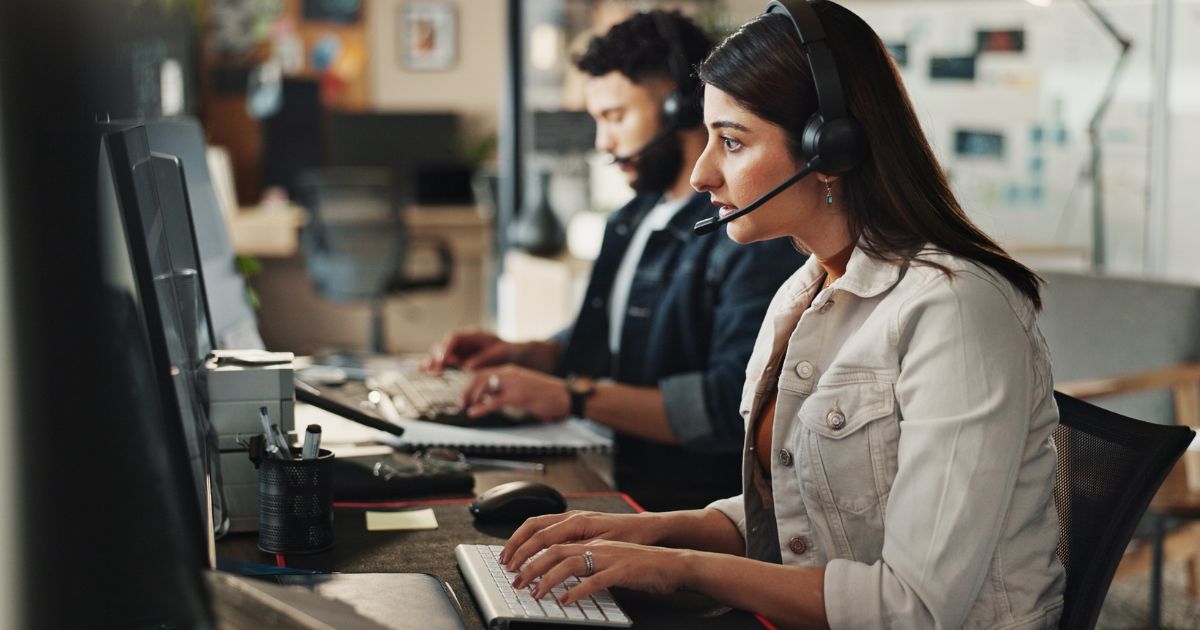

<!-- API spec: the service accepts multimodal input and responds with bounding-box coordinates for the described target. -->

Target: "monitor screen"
[101,123,221,553]
[143,118,264,350]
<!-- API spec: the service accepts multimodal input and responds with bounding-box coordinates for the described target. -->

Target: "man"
[427,11,804,511]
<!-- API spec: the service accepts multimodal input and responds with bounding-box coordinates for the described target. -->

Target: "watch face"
[569,377,594,396]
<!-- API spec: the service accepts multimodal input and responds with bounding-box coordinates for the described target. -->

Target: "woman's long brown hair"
[697,1,1043,308]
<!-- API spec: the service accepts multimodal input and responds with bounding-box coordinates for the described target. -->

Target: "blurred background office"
[2,0,1200,627]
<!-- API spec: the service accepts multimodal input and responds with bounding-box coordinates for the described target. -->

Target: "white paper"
[365,508,439,532]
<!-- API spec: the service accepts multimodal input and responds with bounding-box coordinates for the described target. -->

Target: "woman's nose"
[690,144,721,193]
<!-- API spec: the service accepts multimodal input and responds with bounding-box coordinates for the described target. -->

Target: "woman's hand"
[511,540,693,605]
[501,511,666,570]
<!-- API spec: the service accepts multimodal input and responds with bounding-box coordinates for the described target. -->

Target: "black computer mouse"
[469,481,567,524]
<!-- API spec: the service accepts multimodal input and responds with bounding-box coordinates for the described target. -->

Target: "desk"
[216,454,765,629]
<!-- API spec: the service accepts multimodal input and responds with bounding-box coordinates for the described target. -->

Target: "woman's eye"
[722,136,742,151]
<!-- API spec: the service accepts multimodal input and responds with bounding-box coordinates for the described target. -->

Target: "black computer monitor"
[143,118,264,350]
[97,125,214,625]
[101,123,223,548]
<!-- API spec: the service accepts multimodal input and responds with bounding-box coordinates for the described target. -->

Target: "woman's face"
[690,85,834,247]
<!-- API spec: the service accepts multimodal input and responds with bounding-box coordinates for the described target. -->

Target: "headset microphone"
[693,159,821,235]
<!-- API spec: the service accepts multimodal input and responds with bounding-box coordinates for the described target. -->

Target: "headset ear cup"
[800,113,825,164]
[817,118,869,174]
[663,89,702,129]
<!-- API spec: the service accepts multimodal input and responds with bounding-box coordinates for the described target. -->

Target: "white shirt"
[708,245,1065,629]
[607,195,689,354]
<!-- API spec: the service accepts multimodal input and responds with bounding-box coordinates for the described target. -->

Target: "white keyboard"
[455,544,632,628]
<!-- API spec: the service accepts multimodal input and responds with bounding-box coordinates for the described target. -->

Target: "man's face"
[584,71,682,195]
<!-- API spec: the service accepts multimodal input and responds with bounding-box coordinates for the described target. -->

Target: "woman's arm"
[685,551,828,629]
[501,507,745,570]
[513,542,828,629]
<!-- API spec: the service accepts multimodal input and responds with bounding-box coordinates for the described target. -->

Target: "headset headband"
[765,0,850,121]
[652,11,691,92]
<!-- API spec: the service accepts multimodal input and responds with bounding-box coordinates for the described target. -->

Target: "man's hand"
[459,365,571,422]
[422,330,515,373]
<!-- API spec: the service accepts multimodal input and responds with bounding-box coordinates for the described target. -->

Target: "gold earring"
[823,180,834,205]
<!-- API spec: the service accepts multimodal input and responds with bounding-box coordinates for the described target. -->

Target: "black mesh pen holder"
[251,440,335,555]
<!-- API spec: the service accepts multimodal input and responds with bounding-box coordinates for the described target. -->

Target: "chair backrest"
[295,167,406,303]
[1051,391,1195,629]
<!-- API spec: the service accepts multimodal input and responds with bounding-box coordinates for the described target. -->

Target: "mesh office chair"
[296,167,452,353]
[1051,391,1195,629]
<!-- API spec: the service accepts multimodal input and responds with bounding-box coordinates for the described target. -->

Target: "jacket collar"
[617,192,711,242]
[663,192,716,241]
[779,240,905,308]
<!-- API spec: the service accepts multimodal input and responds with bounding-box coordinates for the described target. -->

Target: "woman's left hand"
[511,540,692,605]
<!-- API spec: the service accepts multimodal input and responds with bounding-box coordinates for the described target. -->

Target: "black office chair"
[295,167,453,353]
[1051,391,1195,629]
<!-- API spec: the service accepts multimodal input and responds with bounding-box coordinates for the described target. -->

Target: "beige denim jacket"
[708,245,1065,629]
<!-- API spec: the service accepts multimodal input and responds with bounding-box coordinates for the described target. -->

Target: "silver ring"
[487,374,500,393]
[582,550,594,577]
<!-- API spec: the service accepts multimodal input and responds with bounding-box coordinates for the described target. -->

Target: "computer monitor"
[143,118,264,350]
[97,125,214,625]
[101,122,225,545]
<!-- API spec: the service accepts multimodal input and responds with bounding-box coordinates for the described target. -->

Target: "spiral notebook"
[297,404,614,455]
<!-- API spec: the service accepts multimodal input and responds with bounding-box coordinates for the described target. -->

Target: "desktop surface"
[215,456,767,629]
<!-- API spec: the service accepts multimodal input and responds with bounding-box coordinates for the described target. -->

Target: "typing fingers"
[528,549,595,600]
[501,513,570,565]
[458,369,495,409]
[512,543,578,590]
[504,512,590,570]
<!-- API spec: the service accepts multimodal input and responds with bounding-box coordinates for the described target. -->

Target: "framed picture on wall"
[400,2,457,71]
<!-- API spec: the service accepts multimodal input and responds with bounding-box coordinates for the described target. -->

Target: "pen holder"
[252,443,335,555]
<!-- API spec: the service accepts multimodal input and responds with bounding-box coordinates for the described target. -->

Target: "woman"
[499,2,1066,627]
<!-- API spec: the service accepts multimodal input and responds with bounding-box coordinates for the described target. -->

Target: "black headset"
[652,10,702,130]
[693,1,869,235]
[766,0,867,174]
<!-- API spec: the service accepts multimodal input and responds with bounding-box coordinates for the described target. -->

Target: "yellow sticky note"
[365,508,439,532]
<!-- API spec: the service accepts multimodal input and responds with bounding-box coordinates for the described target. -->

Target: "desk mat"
[273,493,768,630]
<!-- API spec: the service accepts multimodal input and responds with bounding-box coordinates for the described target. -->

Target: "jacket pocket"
[798,377,899,518]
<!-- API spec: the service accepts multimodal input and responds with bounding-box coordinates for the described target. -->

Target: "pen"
[258,405,284,459]
[260,406,292,460]
[301,424,322,460]
[465,456,546,474]
[269,425,292,460]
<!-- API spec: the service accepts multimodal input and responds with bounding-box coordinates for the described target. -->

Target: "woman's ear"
[818,175,841,184]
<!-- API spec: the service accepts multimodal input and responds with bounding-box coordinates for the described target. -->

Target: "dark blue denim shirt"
[555,192,806,511]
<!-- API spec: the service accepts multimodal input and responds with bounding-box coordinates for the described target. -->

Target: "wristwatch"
[565,375,596,418]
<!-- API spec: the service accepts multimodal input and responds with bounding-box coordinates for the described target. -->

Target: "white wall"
[368,0,505,137]
[1160,0,1200,281]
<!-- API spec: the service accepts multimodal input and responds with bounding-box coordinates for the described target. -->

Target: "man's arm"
[659,239,804,449]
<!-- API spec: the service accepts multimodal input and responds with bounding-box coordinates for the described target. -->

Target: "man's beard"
[629,129,683,195]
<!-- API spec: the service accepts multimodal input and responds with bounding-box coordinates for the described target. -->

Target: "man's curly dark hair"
[575,10,715,101]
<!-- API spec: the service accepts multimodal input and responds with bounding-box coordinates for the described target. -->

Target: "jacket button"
[796,361,814,379]
[615,223,629,236]
[778,449,793,467]
[827,409,846,430]
[788,536,808,554]
[818,299,835,313]
[590,297,604,309]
